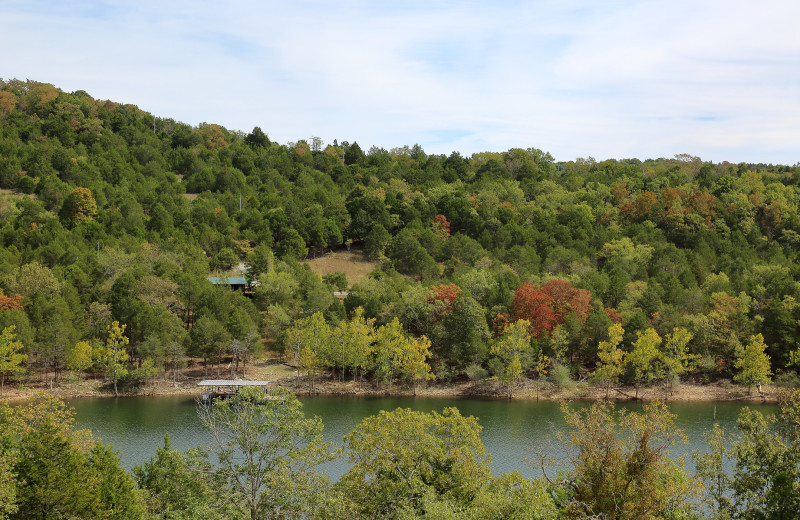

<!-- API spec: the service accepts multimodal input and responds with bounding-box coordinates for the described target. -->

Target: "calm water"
[68,395,776,480]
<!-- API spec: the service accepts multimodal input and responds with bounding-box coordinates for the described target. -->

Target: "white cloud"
[1,0,798,164]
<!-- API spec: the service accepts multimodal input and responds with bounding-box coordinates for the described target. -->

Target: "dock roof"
[197,380,271,387]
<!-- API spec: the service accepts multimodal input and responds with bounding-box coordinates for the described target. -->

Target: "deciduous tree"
[197,387,336,520]
[591,323,626,399]
[490,319,531,398]
[338,407,490,518]
[0,325,26,396]
[542,401,696,519]
[95,321,130,397]
[734,333,772,394]
[628,328,661,398]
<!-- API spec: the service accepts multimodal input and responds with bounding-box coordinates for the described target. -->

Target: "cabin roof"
[207,276,248,285]
[198,379,271,387]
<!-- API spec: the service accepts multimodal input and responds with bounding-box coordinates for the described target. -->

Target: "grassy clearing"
[0,188,34,200]
[304,249,377,288]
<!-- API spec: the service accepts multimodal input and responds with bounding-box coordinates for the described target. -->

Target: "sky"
[2,0,799,165]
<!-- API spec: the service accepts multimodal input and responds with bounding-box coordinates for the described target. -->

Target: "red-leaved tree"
[511,280,591,337]
[429,284,461,315]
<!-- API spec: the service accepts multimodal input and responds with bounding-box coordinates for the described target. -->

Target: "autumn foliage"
[511,280,591,336]
[432,214,451,238]
[0,291,23,311]
[429,284,460,314]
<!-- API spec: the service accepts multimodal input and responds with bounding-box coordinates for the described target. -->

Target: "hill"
[1,78,799,395]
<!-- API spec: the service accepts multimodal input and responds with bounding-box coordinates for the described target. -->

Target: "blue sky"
[2,0,799,164]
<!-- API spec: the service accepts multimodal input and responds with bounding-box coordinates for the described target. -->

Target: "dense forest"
[1,78,800,395]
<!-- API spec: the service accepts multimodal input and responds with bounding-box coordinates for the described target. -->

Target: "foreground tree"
[695,389,800,519]
[0,393,143,520]
[337,407,491,519]
[197,387,336,520]
[541,401,697,519]
[135,436,237,520]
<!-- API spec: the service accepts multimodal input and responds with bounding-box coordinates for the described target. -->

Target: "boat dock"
[197,379,271,402]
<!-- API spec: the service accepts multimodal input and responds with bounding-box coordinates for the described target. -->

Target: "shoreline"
[0,361,781,404]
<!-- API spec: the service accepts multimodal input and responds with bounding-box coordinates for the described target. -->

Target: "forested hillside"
[1,78,799,393]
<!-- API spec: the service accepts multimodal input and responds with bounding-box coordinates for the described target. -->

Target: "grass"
[303,249,377,289]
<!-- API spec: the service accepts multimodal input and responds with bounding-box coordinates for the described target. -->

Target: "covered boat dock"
[198,379,271,402]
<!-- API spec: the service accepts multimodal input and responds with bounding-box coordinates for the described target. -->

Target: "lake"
[68,395,776,480]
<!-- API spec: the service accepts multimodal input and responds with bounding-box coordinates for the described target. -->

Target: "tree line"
[1,78,800,394]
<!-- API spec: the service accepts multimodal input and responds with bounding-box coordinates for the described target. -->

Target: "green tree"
[659,327,695,397]
[0,394,144,520]
[134,436,235,520]
[190,316,232,377]
[490,319,531,398]
[695,390,800,519]
[393,473,558,520]
[364,223,390,259]
[337,407,491,519]
[285,312,331,391]
[543,401,697,519]
[0,325,26,396]
[197,387,336,520]
[330,307,374,385]
[60,186,97,225]
[372,318,405,387]
[734,333,772,394]
[246,243,274,278]
[591,323,626,399]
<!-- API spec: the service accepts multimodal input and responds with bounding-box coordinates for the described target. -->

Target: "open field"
[303,249,377,288]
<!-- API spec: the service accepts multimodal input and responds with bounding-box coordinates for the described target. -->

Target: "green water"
[68,395,776,480]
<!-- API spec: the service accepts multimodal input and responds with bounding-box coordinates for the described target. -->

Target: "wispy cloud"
[1,0,798,164]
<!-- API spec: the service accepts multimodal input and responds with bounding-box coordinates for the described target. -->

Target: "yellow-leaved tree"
[397,334,434,396]
[490,319,531,399]
[734,334,772,394]
[591,323,626,399]
[659,328,695,397]
[95,321,129,397]
[66,341,93,378]
[628,328,662,399]
[0,326,26,396]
